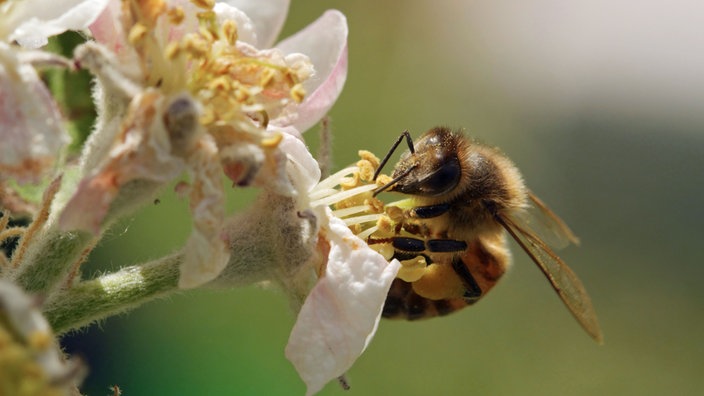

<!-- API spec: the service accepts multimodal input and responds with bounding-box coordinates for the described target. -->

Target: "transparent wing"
[510,191,580,249]
[495,209,603,344]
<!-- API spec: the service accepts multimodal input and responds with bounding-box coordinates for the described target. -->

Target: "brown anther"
[167,6,185,24]
[191,0,215,10]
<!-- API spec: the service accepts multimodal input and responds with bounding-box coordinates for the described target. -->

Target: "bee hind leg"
[451,255,483,302]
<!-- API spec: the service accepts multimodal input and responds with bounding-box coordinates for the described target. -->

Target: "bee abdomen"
[382,237,509,320]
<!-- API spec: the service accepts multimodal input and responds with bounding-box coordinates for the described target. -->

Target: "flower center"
[123,0,312,129]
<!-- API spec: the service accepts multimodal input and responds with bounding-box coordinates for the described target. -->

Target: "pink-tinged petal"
[88,0,125,55]
[274,10,348,132]
[60,91,186,233]
[0,44,69,184]
[8,0,109,49]
[285,211,401,396]
[279,131,320,194]
[222,0,290,48]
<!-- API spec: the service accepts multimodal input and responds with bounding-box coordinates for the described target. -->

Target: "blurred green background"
[63,1,704,395]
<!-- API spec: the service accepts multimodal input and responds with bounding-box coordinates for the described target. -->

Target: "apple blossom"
[0,0,108,184]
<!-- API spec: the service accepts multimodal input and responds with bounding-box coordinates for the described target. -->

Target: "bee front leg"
[391,237,467,253]
[410,203,451,219]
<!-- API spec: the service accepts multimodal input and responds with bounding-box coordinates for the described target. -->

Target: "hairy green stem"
[12,229,94,294]
[44,253,182,334]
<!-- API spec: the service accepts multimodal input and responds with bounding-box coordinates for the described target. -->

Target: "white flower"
[278,134,401,395]
[59,1,350,290]
[0,0,108,184]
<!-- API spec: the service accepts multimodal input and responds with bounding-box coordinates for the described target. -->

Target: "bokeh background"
[63,1,704,395]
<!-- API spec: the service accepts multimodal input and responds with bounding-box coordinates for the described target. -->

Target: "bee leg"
[451,255,483,302]
[391,237,468,253]
[427,239,467,252]
[411,203,451,219]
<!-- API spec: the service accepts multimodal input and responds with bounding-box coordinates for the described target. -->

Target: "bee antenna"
[373,130,415,181]
[373,164,417,197]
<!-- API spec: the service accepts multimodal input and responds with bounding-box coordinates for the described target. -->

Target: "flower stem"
[12,229,95,294]
[43,253,182,334]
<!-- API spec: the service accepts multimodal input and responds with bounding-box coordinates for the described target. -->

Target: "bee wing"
[510,191,580,249]
[495,211,604,344]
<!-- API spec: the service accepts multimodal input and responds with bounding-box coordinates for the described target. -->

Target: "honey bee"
[370,127,603,343]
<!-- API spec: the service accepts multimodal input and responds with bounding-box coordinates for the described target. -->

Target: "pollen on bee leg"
[397,256,427,282]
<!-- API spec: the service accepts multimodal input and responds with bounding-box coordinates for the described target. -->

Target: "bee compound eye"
[421,155,461,195]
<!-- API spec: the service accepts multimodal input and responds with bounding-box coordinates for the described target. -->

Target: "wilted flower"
[57,0,347,288]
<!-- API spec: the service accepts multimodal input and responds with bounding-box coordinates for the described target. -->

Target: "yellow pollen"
[290,84,306,103]
[260,68,276,87]
[167,6,185,24]
[376,215,395,234]
[128,23,148,44]
[191,0,215,9]
[198,25,217,43]
[234,87,250,102]
[196,10,216,22]
[164,41,181,60]
[397,256,428,282]
[26,331,52,351]
[359,150,381,170]
[200,107,215,125]
[222,20,239,45]
[261,132,283,148]
[366,197,385,213]
[139,0,167,26]
[208,76,232,92]
[339,173,361,189]
[183,35,209,57]
[385,205,404,223]
[376,174,393,187]
[356,159,376,182]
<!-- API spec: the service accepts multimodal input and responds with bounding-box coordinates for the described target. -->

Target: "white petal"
[0,280,68,380]
[278,130,321,194]
[7,0,109,49]
[285,211,401,396]
[0,43,69,183]
[222,0,290,47]
[275,10,348,132]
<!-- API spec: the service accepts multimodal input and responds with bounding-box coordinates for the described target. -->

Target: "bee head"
[387,127,462,197]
